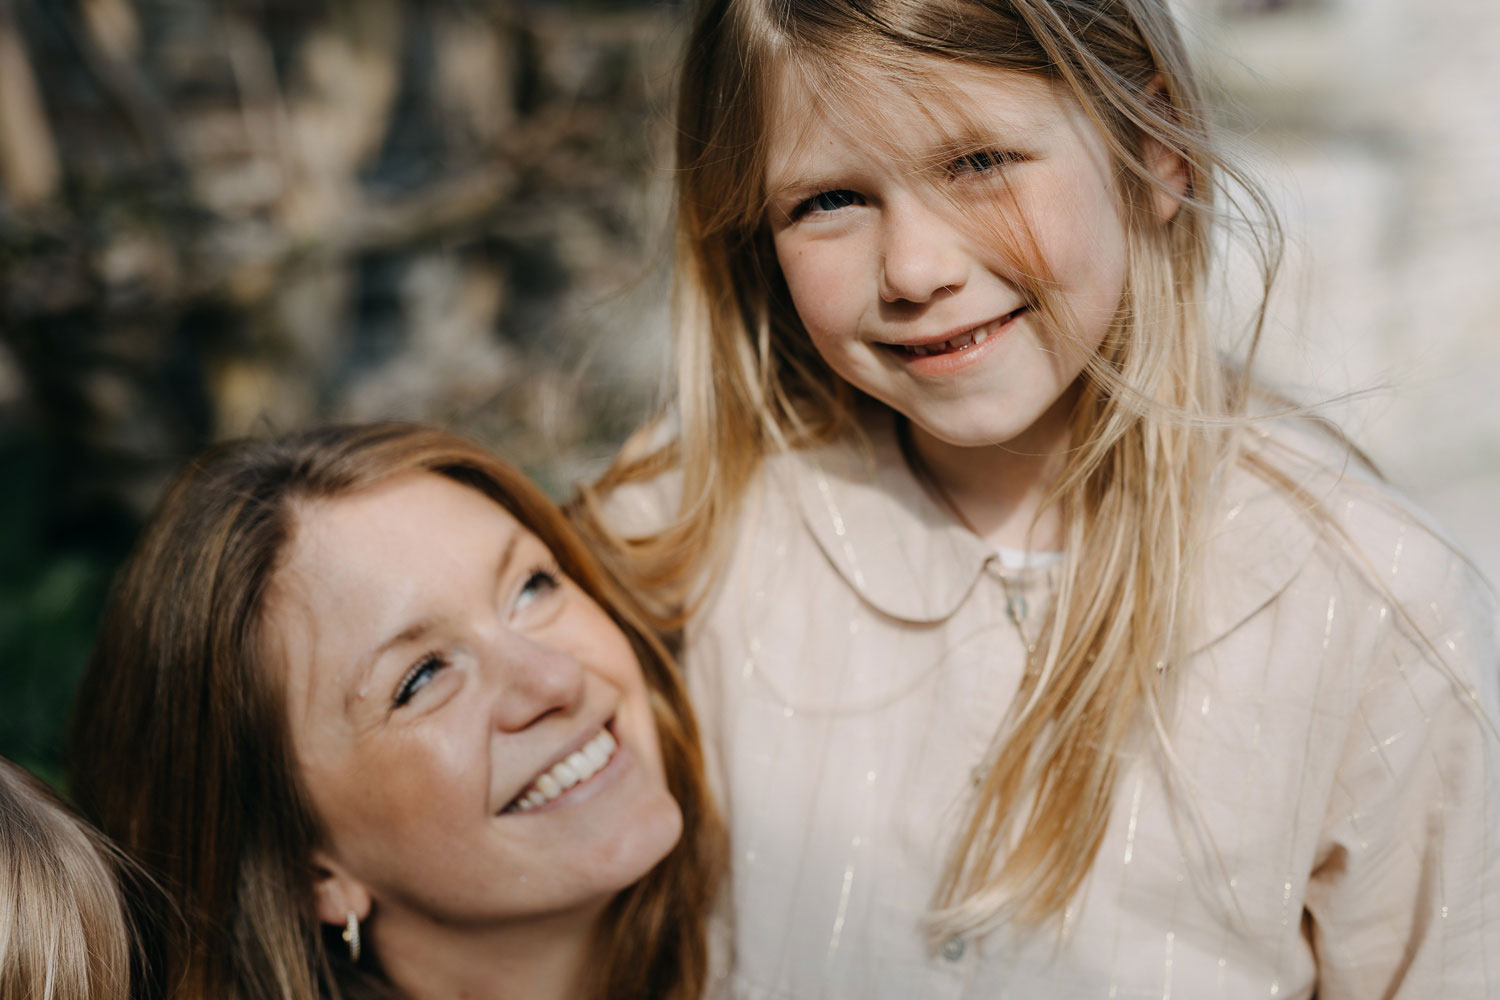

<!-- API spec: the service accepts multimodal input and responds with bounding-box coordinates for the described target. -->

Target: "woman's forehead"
[268,476,537,711]
[284,475,529,589]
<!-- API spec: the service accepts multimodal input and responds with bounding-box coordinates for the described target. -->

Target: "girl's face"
[766,65,1130,451]
[269,473,682,939]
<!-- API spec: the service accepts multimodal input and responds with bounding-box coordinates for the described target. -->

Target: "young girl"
[581,0,1500,997]
[0,758,136,1000]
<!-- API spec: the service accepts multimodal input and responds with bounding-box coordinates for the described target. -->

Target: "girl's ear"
[1143,135,1189,223]
[1141,76,1190,223]
[311,849,372,926]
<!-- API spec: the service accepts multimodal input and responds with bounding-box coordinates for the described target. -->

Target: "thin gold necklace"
[894,418,1037,652]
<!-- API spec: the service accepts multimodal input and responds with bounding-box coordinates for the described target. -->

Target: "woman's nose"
[487,635,587,732]
[878,196,970,305]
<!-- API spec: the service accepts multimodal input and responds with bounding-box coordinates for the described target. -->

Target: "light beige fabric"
[605,413,1500,1000]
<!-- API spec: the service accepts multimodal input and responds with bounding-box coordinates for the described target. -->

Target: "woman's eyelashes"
[394,651,447,708]
[388,565,563,710]
[514,564,561,612]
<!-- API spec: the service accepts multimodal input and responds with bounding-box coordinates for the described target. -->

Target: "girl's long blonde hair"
[0,758,135,1000]
[579,0,1286,940]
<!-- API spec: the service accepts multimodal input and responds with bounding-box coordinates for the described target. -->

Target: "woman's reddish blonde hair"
[71,422,724,1000]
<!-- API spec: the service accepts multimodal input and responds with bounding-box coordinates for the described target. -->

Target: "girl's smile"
[878,306,1031,371]
[767,64,1131,453]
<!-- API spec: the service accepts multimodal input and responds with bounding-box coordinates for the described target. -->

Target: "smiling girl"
[579,0,1500,996]
[69,423,724,1000]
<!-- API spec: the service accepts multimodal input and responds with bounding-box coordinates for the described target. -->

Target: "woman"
[69,423,724,1000]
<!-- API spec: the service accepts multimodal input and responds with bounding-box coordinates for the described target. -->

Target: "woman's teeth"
[898,309,1023,357]
[503,727,618,814]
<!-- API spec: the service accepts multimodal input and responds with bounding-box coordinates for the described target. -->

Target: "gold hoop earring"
[342,911,361,962]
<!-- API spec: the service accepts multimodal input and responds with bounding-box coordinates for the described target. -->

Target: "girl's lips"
[881,307,1029,359]
[879,307,1028,374]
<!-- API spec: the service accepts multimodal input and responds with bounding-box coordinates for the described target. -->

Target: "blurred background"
[2,0,1497,787]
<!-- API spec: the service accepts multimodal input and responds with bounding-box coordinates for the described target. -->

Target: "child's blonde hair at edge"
[583,0,1342,943]
[0,759,134,1000]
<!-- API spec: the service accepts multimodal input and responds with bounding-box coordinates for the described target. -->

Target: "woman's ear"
[311,849,372,926]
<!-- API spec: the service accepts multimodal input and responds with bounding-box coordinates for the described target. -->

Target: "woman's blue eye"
[394,653,445,708]
[515,566,561,611]
[794,189,863,218]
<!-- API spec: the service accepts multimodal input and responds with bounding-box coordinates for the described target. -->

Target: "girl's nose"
[878,196,970,304]
[488,635,588,732]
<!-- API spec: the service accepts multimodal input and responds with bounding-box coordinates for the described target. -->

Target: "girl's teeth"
[503,728,619,814]
[904,320,997,357]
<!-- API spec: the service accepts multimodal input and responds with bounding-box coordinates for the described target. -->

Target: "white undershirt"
[994,544,1064,571]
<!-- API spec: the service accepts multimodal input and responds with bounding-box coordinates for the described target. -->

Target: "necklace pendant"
[1006,593,1028,626]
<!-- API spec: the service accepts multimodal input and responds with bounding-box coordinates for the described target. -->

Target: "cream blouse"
[606,414,1500,999]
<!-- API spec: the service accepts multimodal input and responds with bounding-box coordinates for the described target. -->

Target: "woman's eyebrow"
[344,529,523,706]
[345,617,438,711]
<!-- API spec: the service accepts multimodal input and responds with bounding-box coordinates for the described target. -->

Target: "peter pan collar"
[782,412,1323,648]
[779,412,995,624]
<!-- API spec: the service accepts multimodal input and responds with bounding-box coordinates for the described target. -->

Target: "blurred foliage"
[0,0,682,787]
[0,424,134,789]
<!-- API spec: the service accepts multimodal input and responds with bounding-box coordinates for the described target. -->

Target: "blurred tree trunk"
[0,0,681,777]
[0,0,61,208]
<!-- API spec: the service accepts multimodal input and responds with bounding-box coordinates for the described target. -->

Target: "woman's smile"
[501,720,625,814]
[271,472,683,933]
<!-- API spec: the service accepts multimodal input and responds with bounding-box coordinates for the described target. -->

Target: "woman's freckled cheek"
[337,726,480,833]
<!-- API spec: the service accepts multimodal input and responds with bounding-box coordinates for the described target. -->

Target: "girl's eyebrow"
[765,172,842,203]
[765,116,1056,203]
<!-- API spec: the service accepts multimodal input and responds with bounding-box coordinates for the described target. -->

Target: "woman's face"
[268,472,681,937]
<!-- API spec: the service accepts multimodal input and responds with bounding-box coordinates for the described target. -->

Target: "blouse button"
[941,936,966,961]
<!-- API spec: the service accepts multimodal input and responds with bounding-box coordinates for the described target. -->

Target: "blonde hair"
[0,759,134,1000]
[579,0,1289,941]
[71,423,724,1000]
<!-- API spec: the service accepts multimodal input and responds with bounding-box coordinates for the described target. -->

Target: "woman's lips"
[882,306,1028,359]
[500,723,619,815]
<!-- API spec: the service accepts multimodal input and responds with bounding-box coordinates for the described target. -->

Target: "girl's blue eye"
[794,189,863,219]
[394,653,446,708]
[949,150,1021,176]
[515,566,561,612]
